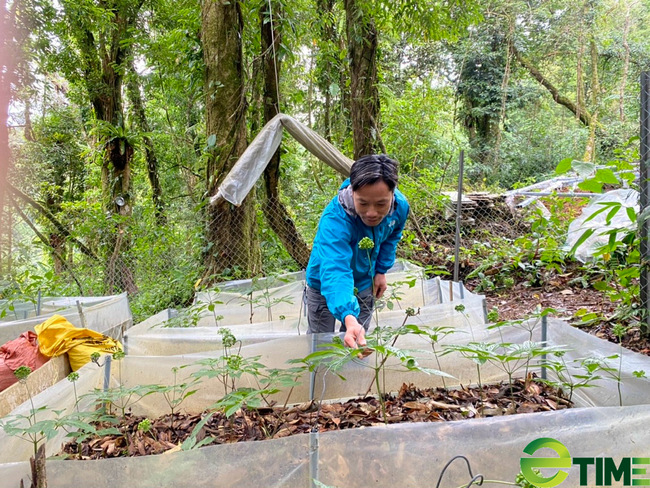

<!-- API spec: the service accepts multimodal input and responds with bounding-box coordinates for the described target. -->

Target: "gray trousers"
[306,286,375,334]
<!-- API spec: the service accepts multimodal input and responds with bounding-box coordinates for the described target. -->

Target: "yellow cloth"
[35,314,122,371]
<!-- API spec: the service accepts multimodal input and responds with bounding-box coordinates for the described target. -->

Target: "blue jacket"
[306,179,410,323]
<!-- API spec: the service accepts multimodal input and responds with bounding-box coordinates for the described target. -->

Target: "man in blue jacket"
[306,154,410,349]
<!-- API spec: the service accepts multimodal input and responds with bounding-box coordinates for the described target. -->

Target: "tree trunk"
[30,443,47,488]
[66,3,143,295]
[457,34,505,174]
[576,30,585,126]
[202,0,261,281]
[344,0,381,159]
[260,3,311,269]
[126,61,166,225]
[101,78,137,294]
[315,0,337,142]
[618,4,631,122]
[583,37,600,162]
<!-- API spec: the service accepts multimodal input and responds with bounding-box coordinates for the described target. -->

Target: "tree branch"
[513,46,592,127]
[11,198,84,294]
[8,183,99,261]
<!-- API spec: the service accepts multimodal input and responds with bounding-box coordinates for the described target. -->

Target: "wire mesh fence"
[0,167,552,323]
[640,71,650,335]
[1,96,646,325]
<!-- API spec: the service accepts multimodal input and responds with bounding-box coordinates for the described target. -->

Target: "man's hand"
[374,273,387,299]
[343,315,366,348]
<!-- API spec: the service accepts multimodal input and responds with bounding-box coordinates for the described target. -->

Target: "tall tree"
[314,0,349,145]
[259,1,311,269]
[344,0,381,159]
[456,31,509,173]
[58,0,145,293]
[202,0,261,280]
[126,60,166,225]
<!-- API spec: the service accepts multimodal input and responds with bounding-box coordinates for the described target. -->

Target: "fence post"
[454,150,465,283]
[640,72,650,337]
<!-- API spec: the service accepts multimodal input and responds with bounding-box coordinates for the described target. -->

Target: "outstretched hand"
[343,315,372,358]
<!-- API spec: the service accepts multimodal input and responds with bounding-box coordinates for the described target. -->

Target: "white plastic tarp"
[1,404,647,488]
[3,317,650,487]
[565,189,638,262]
[0,296,114,322]
[125,262,484,356]
[0,293,132,346]
[125,298,485,356]
[211,114,353,206]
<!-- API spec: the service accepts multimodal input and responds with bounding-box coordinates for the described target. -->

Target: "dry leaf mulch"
[60,376,571,460]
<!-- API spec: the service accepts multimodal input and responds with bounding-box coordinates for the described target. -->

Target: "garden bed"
[60,377,568,460]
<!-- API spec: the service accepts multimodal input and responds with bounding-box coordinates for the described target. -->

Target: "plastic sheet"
[3,405,650,488]
[125,299,485,356]
[0,296,120,322]
[212,114,353,206]
[0,293,133,346]
[565,189,638,262]
[4,315,650,486]
[124,262,485,356]
[0,361,104,465]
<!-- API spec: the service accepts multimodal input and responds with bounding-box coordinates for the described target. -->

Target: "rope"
[267,0,281,112]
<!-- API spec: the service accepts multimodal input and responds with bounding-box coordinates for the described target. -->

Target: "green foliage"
[376,277,416,312]
[84,383,159,420]
[542,352,604,403]
[148,367,199,420]
[14,366,32,382]
[181,413,215,451]
[364,316,454,421]
[137,418,152,433]
[0,269,64,320]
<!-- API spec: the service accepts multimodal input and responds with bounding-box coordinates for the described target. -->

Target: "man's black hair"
[349,154,399,192]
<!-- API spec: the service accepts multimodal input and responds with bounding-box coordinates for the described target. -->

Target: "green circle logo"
[521,438,572,488]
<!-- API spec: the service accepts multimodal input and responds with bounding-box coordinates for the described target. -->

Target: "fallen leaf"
[402,401,427,411]
[163,444,182,455]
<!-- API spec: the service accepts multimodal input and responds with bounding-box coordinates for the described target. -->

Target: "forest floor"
[466,271,650,356]
[60,379,568,459]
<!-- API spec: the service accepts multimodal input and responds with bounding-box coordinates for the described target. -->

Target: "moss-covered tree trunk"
[202,0,260,280]
[344,0,381,160]
[259,2,311,269]
[66,1,142,294]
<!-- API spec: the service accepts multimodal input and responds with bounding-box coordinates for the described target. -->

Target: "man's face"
[352,181,393,227]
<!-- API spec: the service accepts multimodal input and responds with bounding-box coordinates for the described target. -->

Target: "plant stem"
[22,382,39,456]
[73,382,79,413]
[618,346,623,406]
[432,344,447,389]
[476,364,483,399]
[364,315,409,397]
[375,367,387,422]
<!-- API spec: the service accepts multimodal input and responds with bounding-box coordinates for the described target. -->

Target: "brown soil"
[60,377,569,459]
[467,274,650,356]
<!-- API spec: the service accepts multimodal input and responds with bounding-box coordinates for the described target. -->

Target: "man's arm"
[315,214,360,323]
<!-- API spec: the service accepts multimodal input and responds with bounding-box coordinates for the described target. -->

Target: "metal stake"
[454,151,465,283]
[541,314,548,380]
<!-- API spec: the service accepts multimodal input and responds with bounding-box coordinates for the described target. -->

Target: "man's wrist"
[344,314,359,329]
